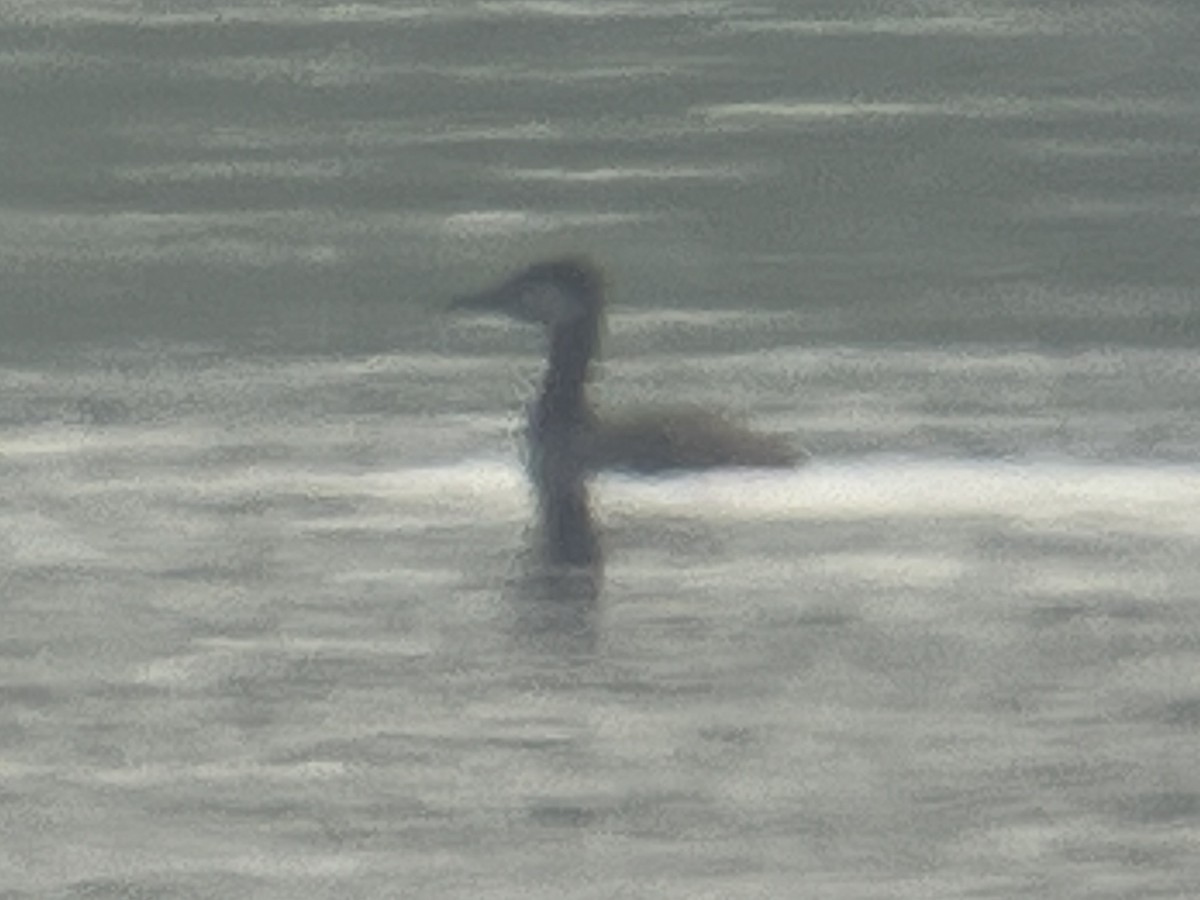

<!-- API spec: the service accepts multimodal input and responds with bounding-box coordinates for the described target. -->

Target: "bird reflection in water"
[454,256,799,573]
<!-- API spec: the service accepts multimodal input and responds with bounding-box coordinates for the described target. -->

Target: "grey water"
[3,1,1200,897]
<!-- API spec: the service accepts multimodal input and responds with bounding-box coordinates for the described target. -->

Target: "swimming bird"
[454,256,800,565]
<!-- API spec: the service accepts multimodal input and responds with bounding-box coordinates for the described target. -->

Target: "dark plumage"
[454,256,800,565]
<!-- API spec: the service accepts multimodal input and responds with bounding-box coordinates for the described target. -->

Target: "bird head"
[452,256,604,330]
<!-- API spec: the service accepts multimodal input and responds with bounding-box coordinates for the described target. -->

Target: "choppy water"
[4,1,1200,897]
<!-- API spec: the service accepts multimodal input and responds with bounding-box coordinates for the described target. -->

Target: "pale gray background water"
[3,2,1200,897]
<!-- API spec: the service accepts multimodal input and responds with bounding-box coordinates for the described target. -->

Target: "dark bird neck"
[529,309,601,567]
[533,312,599,430]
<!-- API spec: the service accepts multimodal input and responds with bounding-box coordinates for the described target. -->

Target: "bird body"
[586,405,797,473]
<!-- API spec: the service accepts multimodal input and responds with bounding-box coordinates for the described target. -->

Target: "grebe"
[454,256,799,565]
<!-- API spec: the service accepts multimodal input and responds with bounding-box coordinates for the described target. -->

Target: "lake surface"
[3,2,1200,897]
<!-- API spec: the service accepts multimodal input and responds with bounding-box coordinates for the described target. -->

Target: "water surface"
[3,2,1200,897]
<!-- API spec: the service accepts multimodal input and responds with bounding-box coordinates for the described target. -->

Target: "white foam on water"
[370,455,1200,535]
